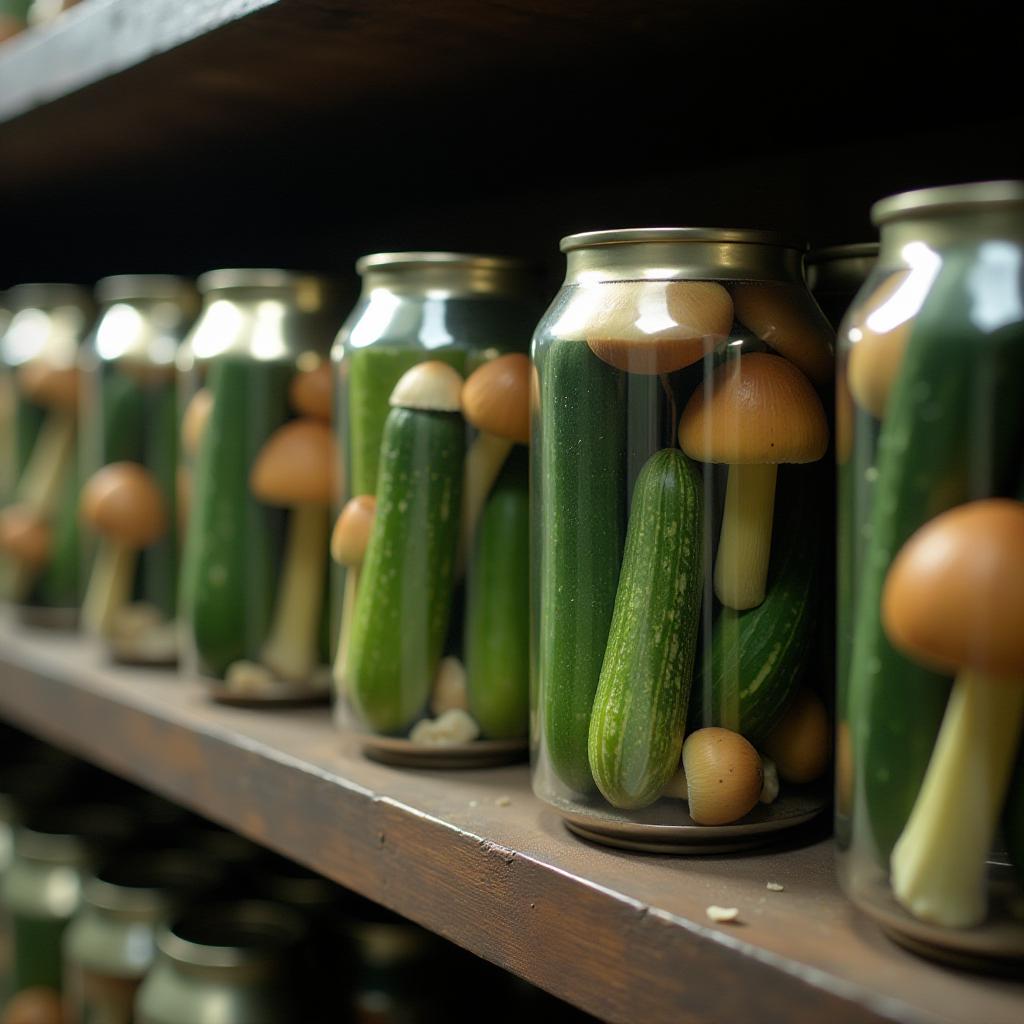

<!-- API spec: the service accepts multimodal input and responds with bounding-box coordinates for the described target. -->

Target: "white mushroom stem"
[890,671,1024,928]
[331,566,359,696]
[260,503,328,683]
[81,541,136,637]
[714,463,777,611]
[457,432,514,575]
[15,410,75,515]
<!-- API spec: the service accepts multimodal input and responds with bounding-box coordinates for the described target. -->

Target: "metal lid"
[16,804,134,864]
[356,251,529,274]
[561,227,807,252]
[85,849,223,918]
[3,283,93,311]
[806,243,879,265]
[872,180,1024,226]
[95,275,197,306]
[160,901,306,973]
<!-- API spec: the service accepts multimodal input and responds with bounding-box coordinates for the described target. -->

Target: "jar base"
[361,735,527,770]
[549,786,829,855]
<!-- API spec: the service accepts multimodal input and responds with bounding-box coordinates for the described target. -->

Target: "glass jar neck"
[359,263,534,299]
[563,240,805,285]
[878,204,1024,263]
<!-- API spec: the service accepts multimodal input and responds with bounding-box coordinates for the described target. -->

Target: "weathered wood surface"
[0,621,1021,1023]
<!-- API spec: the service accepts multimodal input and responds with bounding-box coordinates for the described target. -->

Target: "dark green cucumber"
[14,395,45,482]
[697,468,819,746]
[588,449,703,809]
[538,340,626,794]
[179,358,291,677]
[346,406,464,734]
[850,248,1024,861]
[139,384,179,618]
[465,447,529,740]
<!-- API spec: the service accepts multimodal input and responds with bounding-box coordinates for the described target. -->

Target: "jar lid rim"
[196,269,325,293]
[872,181,1024,226]
[355,252,533,274]
[560,227,808,253]
[96,275,196,304]
[806,242,879,263]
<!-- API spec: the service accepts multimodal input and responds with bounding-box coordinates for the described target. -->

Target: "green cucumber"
[179,357,291,677]
[588,449,703,809]
[538,339,626,794]
[346,405,464,734]
[139,384,179,618]
[465,447,529,740]
[850,247,1024,861]
[697,468,819,746]
[14,395,45,482]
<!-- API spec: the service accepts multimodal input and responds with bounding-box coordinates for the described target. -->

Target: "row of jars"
[2,180,1023,969]
[0,730,594,1023]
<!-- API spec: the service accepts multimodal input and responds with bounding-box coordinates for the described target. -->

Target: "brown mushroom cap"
[731,284,834,386]
[678,352,828,464]
[389,361,463,412]
[882,499,1024,678]
[585,280,734,375]
[461,353,530,443]
[0,505,51,566]
[762,689,830,784]
[16,361,80,411]
[330,495,377,566]
[181,388,213,458]
[1,986,65,1024]
[250,418,334,506]
[289,362,333,421]
[80,462,167,548]
[681,727,763,826]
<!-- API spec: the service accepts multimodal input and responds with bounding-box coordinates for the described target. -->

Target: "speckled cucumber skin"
[698,469,819,746]
[347,406,464,735]
[588,449,704,810]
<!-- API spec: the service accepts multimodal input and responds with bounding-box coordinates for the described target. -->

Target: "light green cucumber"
[588,448,704,810]
[538,339,626,794]
[465,447,529,740]
[346,405,464,734]
[698,468,819,746]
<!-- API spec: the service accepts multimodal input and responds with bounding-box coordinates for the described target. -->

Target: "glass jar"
[0,283,94,627]
[331,253,540,765]
[63,850,223,1024]
[177,270,343,702]
[530,228,834,852]
[1,805,132,996]
[806,243,879,330]
[78,275,198,664]
[134,901,306,1024]
[837,181,1024,968]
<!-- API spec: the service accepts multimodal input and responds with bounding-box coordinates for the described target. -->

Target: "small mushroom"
[762,689,830,784]
[390,361,463,412]
[181,387,214,459]
[459,353,530,568]
[80,462,167,637]
[678,353,828,610]
[250,418,334,683]
[883,498,1024,928]
[682,727,763,825]
[0,504,51,600]
[731,285,834,387]
[585,281,734,374]
[1,986,64,1024]
[289,362,333,422]
[329,494,377,693]
[13,361,79,519]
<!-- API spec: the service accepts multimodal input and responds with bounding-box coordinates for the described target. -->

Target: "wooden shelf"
[1,619,1021,1024]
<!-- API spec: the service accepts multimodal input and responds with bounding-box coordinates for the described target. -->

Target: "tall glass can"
[331,253,540,766]
[837,181,1024,968]
[78,275,198,664]
[134,902,306,1024]
[806,243,879,329]
[531,228,835,852]
[177,270,343,703]
[0,284,93,627]
[63,851,223,1024]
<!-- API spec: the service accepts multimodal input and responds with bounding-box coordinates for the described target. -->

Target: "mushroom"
[329,494,377,693]
[13,360,79,518]
[681,727,763,825]
[250,418,334,683]
[80,462,167,637]
[762,689,830,784]
[584,280,734,374]
[678,353,828,610]
[883,498,1024,928]
[731,285,834,387]
[458,354,530,567]
[289,362,333,421]
[0,503,52,599]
